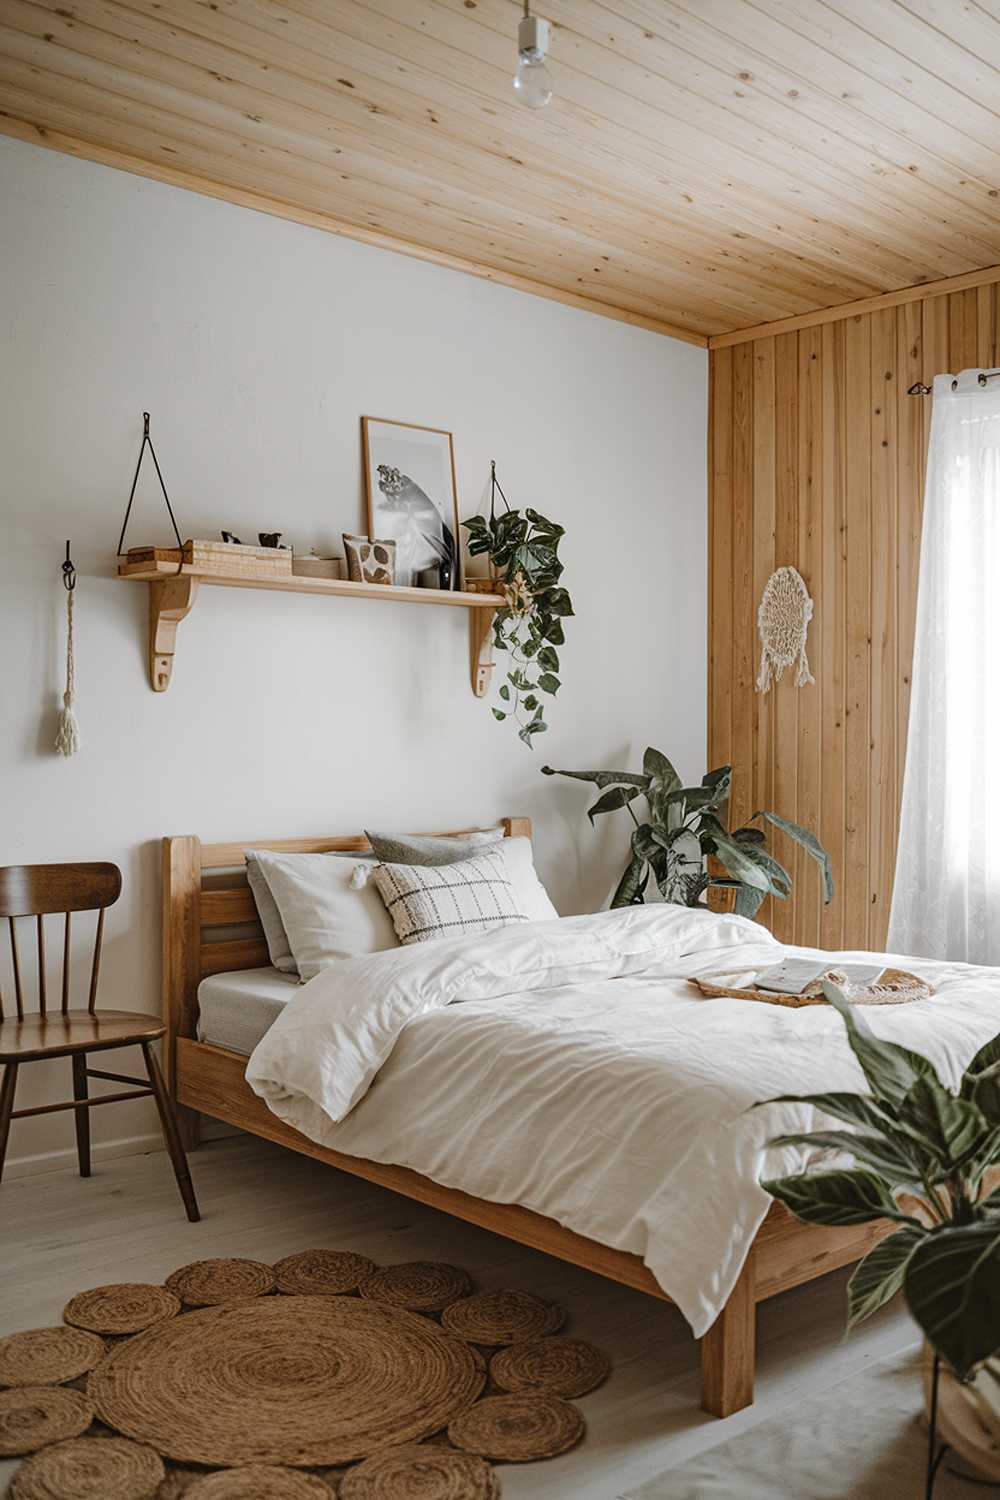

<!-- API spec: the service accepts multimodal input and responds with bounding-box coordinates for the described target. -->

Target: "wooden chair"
[0,862,199,1222]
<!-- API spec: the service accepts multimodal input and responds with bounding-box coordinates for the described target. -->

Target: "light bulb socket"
[517,13,550,61]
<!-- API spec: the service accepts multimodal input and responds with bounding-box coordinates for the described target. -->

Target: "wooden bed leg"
[700,1250,756,1417]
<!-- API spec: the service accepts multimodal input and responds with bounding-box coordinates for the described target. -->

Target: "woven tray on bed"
[690,967,934,1008]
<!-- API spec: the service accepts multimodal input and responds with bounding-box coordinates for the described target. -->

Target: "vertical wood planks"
[796,326,823,947]
[771,332,800,943]
[869,309,897,949]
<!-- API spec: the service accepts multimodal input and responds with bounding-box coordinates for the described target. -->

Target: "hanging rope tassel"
[55,543,80,757]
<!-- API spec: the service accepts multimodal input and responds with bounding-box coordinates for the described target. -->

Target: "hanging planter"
[463,462,572,748]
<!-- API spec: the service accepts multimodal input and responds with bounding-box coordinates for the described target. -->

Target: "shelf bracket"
[148,575,199,692]
[470,606,497,698]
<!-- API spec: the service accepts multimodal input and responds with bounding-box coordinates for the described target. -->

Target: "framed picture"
[362,417,461,589]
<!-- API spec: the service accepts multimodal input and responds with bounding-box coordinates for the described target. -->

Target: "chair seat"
[0,1010,166,1062]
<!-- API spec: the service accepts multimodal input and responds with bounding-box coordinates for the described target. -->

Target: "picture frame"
[362,417,461,589]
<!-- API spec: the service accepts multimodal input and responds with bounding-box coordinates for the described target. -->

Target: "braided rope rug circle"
[10,1434,165,1499]
[63,1285,181,1337]
[447,1393,584,1462]
[88,1295,486,1467]
[164,1259,275,1307]
[339,1443,499,1499]
[0,1328,106,1390]
[441,1290,564,1346]
[0,1386,94,1457]
[358,1263,472,1314]
[273,1250,376,1298]
[183,1465,334,1497]
[489,1337,611,1399]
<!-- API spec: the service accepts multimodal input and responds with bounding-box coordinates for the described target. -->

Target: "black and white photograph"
[362,417,460,589]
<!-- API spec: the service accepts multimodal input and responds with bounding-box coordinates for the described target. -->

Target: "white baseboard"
[4,1131,166,1180]
[4,1118,239,1180]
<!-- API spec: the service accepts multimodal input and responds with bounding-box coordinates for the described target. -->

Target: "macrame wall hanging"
[54,541,80,756]
[755,565,815,692]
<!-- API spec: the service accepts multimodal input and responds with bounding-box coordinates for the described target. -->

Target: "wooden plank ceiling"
[1,0,999,342]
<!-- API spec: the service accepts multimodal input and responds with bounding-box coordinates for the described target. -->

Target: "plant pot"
[923,1346,1000,1481]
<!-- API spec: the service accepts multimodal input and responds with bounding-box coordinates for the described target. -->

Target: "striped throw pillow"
[371,849,528,946]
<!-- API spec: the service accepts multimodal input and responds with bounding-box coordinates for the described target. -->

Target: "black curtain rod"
[908,369,1000,395]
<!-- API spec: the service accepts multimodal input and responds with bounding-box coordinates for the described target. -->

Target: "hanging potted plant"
[463,462,573,748]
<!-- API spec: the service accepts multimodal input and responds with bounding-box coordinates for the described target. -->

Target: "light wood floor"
[0,1135,919,1499]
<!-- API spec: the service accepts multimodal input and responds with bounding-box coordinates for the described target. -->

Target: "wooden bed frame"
[163,817,891,1419]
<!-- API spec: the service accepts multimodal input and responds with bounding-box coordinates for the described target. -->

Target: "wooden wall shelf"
[117,563,504,695]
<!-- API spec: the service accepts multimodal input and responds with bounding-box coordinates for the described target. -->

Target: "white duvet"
[245,906,1000,1337]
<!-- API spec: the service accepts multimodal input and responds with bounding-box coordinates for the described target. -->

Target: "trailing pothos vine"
[463,465,573,747]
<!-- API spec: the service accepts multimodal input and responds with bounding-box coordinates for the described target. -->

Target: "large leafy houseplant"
[758,984,1000,1383]
[542,747,832,916]
[463,470,572,748]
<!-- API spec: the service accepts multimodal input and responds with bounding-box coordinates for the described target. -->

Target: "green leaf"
[972,1066,1000,1126]
[537,673,560,695]
[523,694,538,711]
[518,717,547,747]
[545,587,574,617]
[587,786,642,824]
[491,709,506,721]
[536,645,559,673]
[753,809,834,904]
[904,1221,1000,1378]
[544,617,565,645]
[733,883,766,919]
[847,1225,925,1331]
[733,826,767,846]
[753,1090,902,1137]
[822,982,939,1110]
[610,853,647,908]
[766,1129,921,1186]
[701,764,733,789]
[708,834,778,895]
[643,747,682,788]
[761,1168,910,1227]
[896,1075,987,1166]
[499,684,510,702]
[541,767,650,790]
[961,1036,1000,1099]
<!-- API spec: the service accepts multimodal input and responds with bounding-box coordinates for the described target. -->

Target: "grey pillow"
[364,827,505,867]
[245,850,376,976]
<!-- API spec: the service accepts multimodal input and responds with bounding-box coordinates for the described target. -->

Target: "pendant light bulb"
[514,5,552,109]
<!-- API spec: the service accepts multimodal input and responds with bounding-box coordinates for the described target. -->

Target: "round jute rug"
[441,1290,564,1346]
[489,1336,611,1399]
[273,1250,376,1298]
[0,1386,94,1457]
[358,1263,472,1315]
[164,1259,275,1307]
[10,1434,165,1499]
[88,1295,486,1467]
[339,1443,499,1499]
[63,1285,181,1338]
[447,1393,584,1462]
[0,1328,106,1390]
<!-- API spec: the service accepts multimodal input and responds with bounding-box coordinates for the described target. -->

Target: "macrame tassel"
[755,565,815,693]
[55,582,80,756]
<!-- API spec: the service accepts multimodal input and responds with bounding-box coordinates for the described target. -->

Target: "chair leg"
[142,1041,200,1223]
[71,1053,91,1178]
[0,1063,18,1183]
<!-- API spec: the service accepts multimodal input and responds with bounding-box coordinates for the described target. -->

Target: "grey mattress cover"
[196,966,298,1056]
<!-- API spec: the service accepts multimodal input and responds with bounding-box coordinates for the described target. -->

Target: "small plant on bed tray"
[757,985,1000,1395]
[542,746,832,914]
[463,466,572,748]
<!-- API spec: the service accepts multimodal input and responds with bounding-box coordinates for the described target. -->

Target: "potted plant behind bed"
[756,984,1000,1485]
[542,746,832,916]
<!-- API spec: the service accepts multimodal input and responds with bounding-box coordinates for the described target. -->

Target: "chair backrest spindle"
[88,907,106,1015]
[0,864,121,1022]
[62,911,72,1015]
[9,917,23,1021]
[36,914,46,1016]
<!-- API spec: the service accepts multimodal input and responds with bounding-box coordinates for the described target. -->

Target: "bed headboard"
[161,818,531,1088]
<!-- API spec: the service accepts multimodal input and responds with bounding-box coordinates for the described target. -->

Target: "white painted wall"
[0,137,707,1175]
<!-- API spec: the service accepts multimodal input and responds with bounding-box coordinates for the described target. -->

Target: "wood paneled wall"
[709,284,1000,951]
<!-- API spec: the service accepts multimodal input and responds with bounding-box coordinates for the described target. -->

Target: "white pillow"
[250,850,397,982]
[501,837,559,921]
[372,848,528,946]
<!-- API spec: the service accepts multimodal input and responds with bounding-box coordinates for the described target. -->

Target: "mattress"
[197,966,298,1055]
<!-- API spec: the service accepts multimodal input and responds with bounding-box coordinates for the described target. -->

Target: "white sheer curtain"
[889,371,1000,963]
